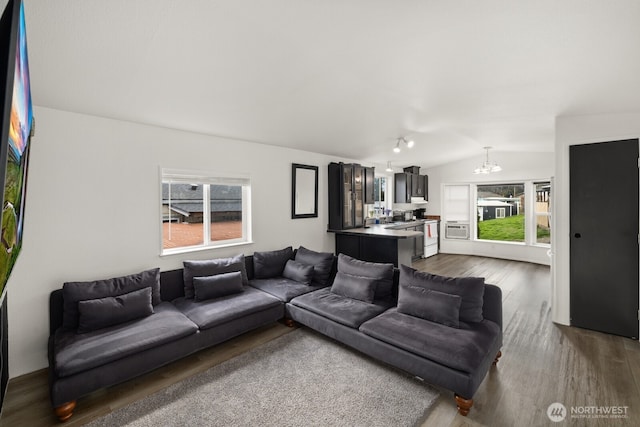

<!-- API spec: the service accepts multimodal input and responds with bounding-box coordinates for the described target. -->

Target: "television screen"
[0,0,32,303]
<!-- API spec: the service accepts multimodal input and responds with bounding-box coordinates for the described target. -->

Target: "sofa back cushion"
[330,271,377,303]
[282,260,315,285]
[294,246,334,286]
[399,264,485,323]
[183,254,248,299]
[62,268,161,330]
[397,285,461,328]
[193,271,244,301]
[253,247,293,279]
[77,287,154,333]
[337,254,394,299]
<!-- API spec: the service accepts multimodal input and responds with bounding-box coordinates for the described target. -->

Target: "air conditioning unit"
[445,222,469,239]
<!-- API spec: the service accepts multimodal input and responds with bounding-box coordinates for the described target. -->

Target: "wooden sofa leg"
[54,400,76,422]
[454,395,473,416]
[493,350,502,365]
[284,317,296,328]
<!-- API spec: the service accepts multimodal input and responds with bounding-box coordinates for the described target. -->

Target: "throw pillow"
[62,268,161,330]
[282,259,314,285]
[183,254,248,299]
[294,246,334,285]
[397,285,462,328]
[337,253,394,298]
[330,271,377,303]
[77,287,154,333]
[399,264,485,323]
[253,247,294,279]
[193,271,244,301]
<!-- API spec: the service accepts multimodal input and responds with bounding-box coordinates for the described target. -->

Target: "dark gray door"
[570,139,639,339]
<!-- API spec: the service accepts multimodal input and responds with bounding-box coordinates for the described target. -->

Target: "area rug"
[88,328,439,427]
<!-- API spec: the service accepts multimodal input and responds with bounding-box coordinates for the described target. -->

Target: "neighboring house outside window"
[161,169,251,254]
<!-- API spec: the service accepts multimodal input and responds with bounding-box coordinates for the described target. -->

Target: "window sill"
[160,240,254,257]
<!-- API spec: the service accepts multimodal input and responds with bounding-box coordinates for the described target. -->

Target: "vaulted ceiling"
[24,0,640,168]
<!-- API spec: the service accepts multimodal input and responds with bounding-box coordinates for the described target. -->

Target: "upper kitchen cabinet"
[394,172,412,203]
[394,166,428,203]
[328,162,367,230]
[364,167,375,204]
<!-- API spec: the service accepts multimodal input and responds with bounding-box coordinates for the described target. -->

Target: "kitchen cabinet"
[394,173,412,203]
[386,221,424,259]
[396,173,428,202]
[364,167,375,204]
[411,174,426,198]
[328,162,365,230]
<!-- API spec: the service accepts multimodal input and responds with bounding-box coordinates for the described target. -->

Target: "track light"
[385,161,393,172]
[393,137,414,153]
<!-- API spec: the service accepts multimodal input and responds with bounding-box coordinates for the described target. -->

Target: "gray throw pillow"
[282,259,314,285]
[399,264,485,323]
[193,271,244,301]
[62,268,161,330]
[337,253,394,298]
[397,285,461,328]
[77,287,154,333]
[253,247,293,279]
[294,246,334,285]
[183,254,248,298]
[330,271,377,303]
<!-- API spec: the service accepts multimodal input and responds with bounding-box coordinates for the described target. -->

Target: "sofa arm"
[49,289,64,336]
[482,284,502,328]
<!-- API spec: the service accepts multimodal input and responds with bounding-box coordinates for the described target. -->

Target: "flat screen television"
[0,0,33,305]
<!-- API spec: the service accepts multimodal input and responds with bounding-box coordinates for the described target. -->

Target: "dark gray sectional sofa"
[48,247,501,422]
[287,254,503,416]
[48,248,335,422]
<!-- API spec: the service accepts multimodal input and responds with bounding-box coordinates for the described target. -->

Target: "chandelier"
[473,146,502,174]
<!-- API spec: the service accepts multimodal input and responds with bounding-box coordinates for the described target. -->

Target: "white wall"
[6,106,351,377]
[422,151,554,265]
[553,112,640,326]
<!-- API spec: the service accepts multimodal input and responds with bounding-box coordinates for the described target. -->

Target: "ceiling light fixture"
[393,137,415,153]
[385,161,393,172]
[473,146,502,174]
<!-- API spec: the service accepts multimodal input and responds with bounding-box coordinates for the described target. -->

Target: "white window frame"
[443,180,552,247]
[496,207,506,219]
[160,168,252,255]
[530,180,552,247]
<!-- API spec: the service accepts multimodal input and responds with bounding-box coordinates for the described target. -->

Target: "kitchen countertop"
[328,220,425,239]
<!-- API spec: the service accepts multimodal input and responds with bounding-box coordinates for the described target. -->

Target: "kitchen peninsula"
[328,220,424,267]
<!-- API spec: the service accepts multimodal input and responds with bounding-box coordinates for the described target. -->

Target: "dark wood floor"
[1,254,638,426]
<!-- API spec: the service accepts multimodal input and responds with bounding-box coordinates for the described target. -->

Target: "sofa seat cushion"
[173,287,281,330]
[54,302,198,378]
[289,288,392,329]
[359,308,501,373]
[249,277,324,302]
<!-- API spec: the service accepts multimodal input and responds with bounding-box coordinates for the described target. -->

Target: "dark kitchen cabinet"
[328,162,365,230]
[423,175,429,201]
[394,173,412,203]
[411,174,424,197]
[364,167,375,204]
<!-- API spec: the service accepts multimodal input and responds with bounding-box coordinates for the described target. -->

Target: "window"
[161,170,251,254]
[443,180,552,247]
[534,181,551,245]
[476,183,524,242]
[443,185,471,222]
